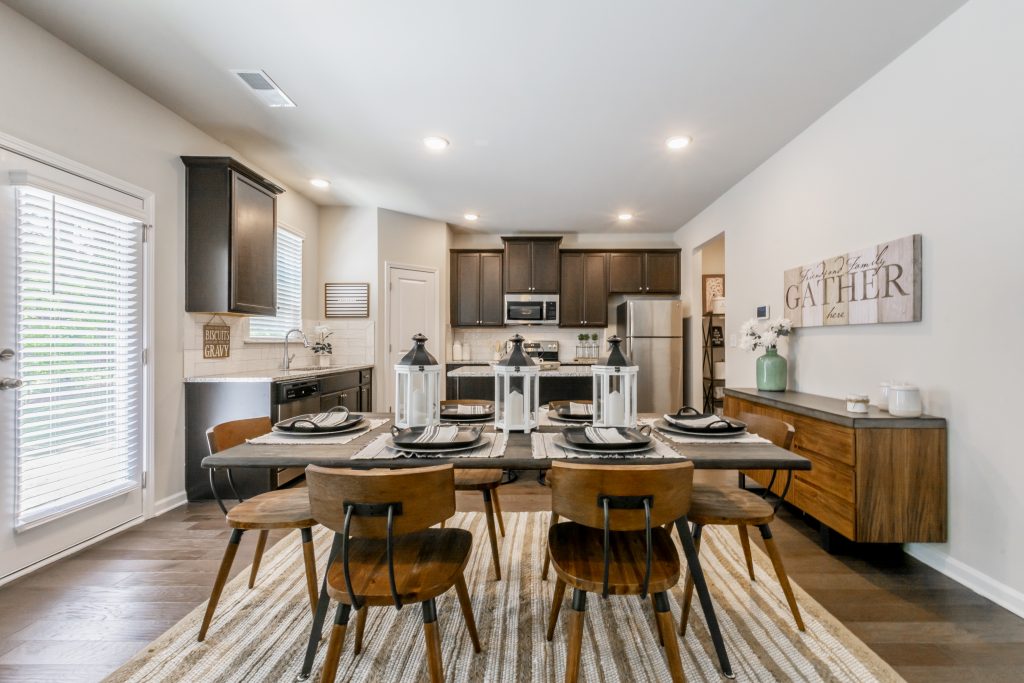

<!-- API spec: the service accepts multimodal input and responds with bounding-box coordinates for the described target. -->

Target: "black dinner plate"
[561,425,652,450]
[390,424,484,449]
[663,406,747,435]
[274,412,364,433]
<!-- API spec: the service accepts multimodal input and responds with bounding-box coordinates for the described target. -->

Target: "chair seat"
[326,528,473,606]
[688,483,775,526]
[548,522,680,595]
[453,468,503,490]
[226,488,316,530]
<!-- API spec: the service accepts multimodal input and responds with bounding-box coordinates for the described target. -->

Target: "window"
[14,186,144,529]
[248,226,303,339]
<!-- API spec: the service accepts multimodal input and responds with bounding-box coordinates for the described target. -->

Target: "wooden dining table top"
[202,413,811,472]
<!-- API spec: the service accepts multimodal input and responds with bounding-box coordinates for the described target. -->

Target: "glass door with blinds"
[0,145,147,581]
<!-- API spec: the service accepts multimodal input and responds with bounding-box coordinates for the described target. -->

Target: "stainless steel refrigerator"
[616,300,687,413]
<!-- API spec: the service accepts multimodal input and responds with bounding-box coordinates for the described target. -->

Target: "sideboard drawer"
[794,450,855,504]
[792,478,856,540]
[792,416,855,466]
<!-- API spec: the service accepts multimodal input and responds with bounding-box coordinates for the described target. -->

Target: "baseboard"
[905,543,1024,619]
[153,490,188,516]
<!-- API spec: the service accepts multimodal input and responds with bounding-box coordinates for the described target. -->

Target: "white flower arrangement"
[739,317,792,352]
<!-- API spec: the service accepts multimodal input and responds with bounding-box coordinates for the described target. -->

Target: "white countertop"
[184,363,374,383]
[447,365,593,378]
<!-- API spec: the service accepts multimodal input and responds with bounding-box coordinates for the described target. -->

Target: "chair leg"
[564,589,587,683]
[738,525,756,581]
[320,603,351,683]
[481,489,502,580]
[676,518,732,678]
[248,529,269,589]
[198,528,243,641]
[541,512,559,580]
[678,524,703,636]
[299,527,319,613]
[654,592,686,682]
[440,519,446,529]
[758,524,805,631]
[454,573,482,653]
[422,599,444,683]
[353,607,368,655]
[491,487,506,537]
[651,594,664,647]
[546,577,566,641]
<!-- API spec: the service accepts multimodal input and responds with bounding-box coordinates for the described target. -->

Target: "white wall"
[0,4,320,507]
[674,0,1024,615]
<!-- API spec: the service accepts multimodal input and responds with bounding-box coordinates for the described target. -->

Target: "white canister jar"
[878,382,892,412]
[888,384,923,417]
[711,297,726,315]
[452,340,463,362]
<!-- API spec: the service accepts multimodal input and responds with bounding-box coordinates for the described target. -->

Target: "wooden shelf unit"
[702,312,725,413]
[725,388,947,545]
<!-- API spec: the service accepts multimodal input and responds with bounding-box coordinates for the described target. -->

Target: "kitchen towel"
[352,432,507,460]
[530,432,679,459]
[247,418,389,445]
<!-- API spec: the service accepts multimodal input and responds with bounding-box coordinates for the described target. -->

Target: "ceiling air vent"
[230,69,295,108]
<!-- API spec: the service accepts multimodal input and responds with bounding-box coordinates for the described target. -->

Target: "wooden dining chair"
[440,401,505,580]
[545,461,695,683]
[305,463,483,683]
[198,417,319,642]
[677,411,804,635]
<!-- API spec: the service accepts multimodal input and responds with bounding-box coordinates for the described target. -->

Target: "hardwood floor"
[0,471,1021,682]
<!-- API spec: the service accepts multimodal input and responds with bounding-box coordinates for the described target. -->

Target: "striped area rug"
[105,512,903,682]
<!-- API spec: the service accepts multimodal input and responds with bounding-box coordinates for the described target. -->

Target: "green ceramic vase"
[756,348,788,391]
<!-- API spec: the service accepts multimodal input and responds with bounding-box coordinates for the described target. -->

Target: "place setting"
[352,423,507,460]
[653,406,770,444]
[544,399,593,425]
[440,399,496,423]
[246,407,389,445]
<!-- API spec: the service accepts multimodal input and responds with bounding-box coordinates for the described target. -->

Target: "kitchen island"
[447,364,592,403]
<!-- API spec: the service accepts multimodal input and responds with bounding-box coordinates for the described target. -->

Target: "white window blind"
[248,226,303,339]
[14,186,144,530]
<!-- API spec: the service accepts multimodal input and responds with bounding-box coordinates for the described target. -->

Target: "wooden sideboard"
[724,388,947,545]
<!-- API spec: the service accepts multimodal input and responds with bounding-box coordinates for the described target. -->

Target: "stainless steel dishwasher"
[271,378,322,487]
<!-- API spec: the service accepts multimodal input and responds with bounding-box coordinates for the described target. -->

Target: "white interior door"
[386,265,438,411]
[0,143,146,581]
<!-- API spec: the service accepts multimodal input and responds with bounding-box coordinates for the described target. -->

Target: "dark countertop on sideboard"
[725,388,946,429]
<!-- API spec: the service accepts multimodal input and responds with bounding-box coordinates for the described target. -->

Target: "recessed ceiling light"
[423,136,450,151]
[309,178,330,189]
[464,213,479,221]
[666,136,692,150]
[618,213,634,222]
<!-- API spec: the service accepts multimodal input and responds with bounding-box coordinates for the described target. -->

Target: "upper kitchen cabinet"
[559,251,608,327]
[502,236,561,293]
[450,250,504,327]
[182,156,284,314]
[607,250,681,294]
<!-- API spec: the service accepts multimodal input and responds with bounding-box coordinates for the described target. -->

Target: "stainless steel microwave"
[504,294,559,325]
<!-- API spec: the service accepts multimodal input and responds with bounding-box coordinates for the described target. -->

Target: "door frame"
[0,131,156,533]
[382,261,441,412]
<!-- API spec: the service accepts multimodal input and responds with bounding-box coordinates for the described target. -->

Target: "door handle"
[1,377,24,391]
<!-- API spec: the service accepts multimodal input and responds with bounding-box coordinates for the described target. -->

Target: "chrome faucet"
[282,328,309,370]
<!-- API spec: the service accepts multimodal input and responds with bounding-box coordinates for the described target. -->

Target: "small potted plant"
[740,318,792,391]
[311,326,334,367]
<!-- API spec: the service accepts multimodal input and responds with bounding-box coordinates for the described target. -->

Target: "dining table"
[202,412,810,680]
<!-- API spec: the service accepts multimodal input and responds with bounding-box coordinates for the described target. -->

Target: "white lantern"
[494,334,540,434]
[592,335,638,428]
[394,333,441,428]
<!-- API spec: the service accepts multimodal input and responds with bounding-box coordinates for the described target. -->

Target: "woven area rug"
[105,512,903,682]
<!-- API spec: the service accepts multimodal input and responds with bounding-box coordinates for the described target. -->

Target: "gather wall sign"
[783,234,921,328]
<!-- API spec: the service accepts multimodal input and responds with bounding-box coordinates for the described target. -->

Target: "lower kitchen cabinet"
[320,369,373,412]
[448,372,592,404]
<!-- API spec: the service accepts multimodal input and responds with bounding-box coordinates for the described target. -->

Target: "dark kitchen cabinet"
[607,250,680,295]
[450,250,504,327]
[320,368,373,412]
[502,236,562,293]
[182,156,284,314]
[559,252,608,327]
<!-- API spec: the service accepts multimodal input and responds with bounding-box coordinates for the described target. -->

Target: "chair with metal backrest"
[198,416,319,642]
[305,463,483,683]
[677,410,804,636]
[545,461,695,683]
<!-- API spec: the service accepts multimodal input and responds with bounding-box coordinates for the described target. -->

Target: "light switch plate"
[728,334,738,348]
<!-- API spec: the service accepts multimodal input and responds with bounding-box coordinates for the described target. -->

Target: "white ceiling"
[6,0,964,233]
